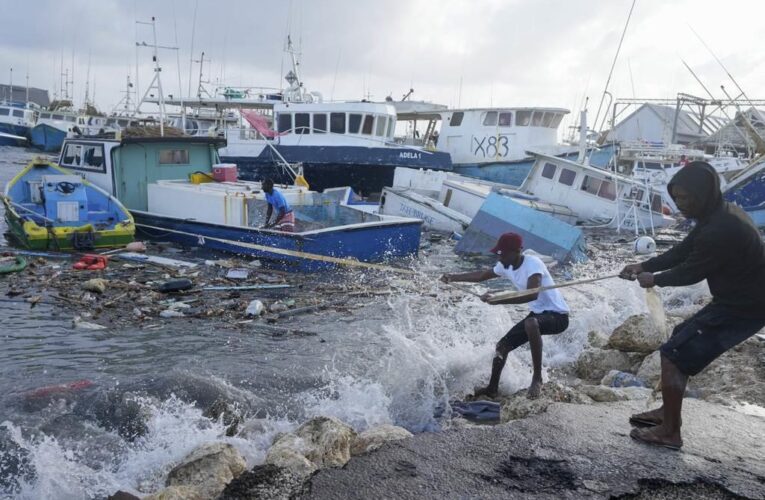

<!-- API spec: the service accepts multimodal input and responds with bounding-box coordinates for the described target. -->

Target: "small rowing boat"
[2,158,135,250]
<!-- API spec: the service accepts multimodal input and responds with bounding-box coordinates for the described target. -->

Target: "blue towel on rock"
[450,400,501,422]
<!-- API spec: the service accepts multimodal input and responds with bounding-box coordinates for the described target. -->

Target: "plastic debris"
[246,300,265,316]
[125,241,147,252]
[159,309,185,318]
[225,268,249,280]
[155,279,194,293]
[601,370,646,388]
[82,278,108,294]
[73,254,109,271]
[117,252,198,269]
[73,316,108,330]
[269,302,289,313]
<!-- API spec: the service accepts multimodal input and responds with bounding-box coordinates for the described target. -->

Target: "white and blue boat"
[155,38,451,196]
[398,107,582,187]
[724,159,765,228]
[58,135,423,271]
[31,102,130,152]
[220,100,452,196]
[0,101,37,139]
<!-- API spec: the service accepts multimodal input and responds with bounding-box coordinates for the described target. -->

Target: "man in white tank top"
[442,232,570,399]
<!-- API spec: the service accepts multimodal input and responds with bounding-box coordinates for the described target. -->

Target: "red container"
[212,164,238,182]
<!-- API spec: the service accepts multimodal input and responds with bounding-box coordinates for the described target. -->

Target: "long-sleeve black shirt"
[642,201,765,318]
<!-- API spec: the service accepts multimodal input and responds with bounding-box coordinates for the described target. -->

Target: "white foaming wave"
[299,371,394,430]
[3,420,121,500]
[295,282,532,432]
[3,394,293,499]
[296,265,712,435]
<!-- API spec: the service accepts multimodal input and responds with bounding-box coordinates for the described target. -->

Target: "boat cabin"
[229,101,397,147]
[437,108,569,165]
[0,102,37,132]
[59,137,225,212]
[521,151,673,231]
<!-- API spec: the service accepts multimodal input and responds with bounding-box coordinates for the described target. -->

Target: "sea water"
[0,146,709,499]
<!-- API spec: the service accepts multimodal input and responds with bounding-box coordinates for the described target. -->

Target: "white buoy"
[634,236,656,255]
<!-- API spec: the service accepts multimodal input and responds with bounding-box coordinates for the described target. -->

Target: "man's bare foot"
[473,386,498,399]
[630,425,682,450]
[526,379,543,399]
[629,407,664,427]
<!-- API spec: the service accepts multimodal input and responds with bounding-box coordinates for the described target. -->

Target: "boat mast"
[135,16,180,136]
[592,0,637,137]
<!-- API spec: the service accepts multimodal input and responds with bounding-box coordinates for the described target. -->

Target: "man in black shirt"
[620,161,765,450]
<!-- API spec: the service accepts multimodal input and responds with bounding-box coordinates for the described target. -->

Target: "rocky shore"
[105,308,765,499]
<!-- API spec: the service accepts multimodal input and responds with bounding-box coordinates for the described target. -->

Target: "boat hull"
[30,124,67,152]
[0,123,30,138]
[222,145,452,195]
[133,210,422,272]
[3,208,134,250]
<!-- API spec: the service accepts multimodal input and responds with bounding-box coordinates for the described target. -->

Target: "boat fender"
[634,236,656,255]
[155,278,194,293]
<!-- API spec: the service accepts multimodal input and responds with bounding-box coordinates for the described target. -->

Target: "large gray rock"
[265,444,318,479]
[219,464,307,500]
[607,314,666,353]
[636,350,663,387]
[266,416,357,475]
[144,485,203,500]
[500,382,591,422]
[300,399,765,499]
[587,330,609,349]
[165,442,246,499]
[580,385,653,403]
[575,348,645,381]
[351,425,413,456]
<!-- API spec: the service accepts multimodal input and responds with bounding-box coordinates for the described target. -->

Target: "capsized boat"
[724,158,765,228]
[2,159,135,250]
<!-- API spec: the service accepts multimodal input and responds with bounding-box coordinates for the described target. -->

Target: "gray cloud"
[0,0,760,133]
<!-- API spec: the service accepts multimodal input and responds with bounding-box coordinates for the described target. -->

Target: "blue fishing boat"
[724,160,765,227]
[57,135,423,271]
[2,158,135,250]
[30,122,68,152]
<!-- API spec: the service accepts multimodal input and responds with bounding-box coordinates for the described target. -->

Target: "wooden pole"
[486,273,621,304]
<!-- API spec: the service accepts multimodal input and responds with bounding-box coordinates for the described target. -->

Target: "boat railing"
[228,125,433,154]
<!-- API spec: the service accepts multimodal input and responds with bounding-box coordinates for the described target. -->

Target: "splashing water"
[0,148,713,500]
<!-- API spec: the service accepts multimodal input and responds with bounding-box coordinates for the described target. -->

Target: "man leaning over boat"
[261,179,295,232]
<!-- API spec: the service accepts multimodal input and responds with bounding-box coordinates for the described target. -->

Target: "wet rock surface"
[165,442,246,499]
[219,464,308,500]
[575,348,645,381]
[301,399,765,499]
[350,424,413,456]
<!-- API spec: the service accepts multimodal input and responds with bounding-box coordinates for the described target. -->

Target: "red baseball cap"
[490,232,523,255]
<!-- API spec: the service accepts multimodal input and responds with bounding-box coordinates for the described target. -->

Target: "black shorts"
[660,304,765,376]
[497,311,570,352]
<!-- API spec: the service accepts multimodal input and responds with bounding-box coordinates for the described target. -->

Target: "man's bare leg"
[473,351,507,398]
[525,318,543,399]
[631,355,686,448]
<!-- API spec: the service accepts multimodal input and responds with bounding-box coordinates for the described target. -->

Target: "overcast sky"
[0,0,762,134]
